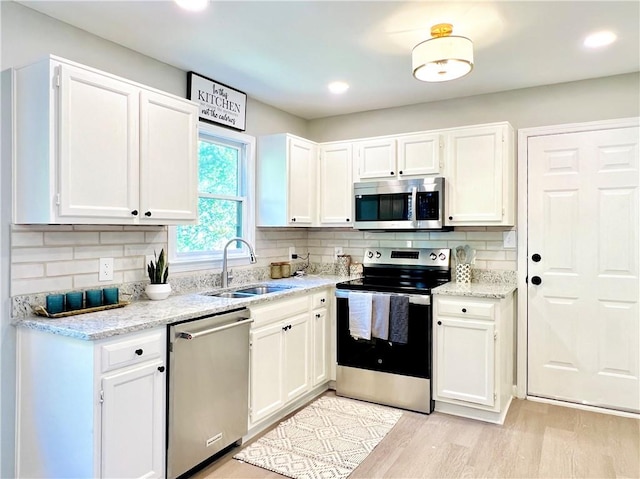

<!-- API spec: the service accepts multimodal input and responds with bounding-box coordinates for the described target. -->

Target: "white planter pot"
[145,283,171,301]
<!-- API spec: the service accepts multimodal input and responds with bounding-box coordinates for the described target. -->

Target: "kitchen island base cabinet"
[433,293,515,424]
[16,327,166,479]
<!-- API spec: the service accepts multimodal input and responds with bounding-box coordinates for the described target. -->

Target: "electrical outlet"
[334,247,343,259]
[503,230,517,249]
[289,247,295,261]
[99,257,114,281]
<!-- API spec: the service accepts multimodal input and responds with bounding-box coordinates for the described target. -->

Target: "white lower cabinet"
[249,289,332,428]
[16,327,166,479]
[433,293,515,424]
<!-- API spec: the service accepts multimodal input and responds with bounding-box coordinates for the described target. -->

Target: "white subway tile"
[124,269,147,283]
[74,272,124,289]
[123,225,166,232]
[486,241,505,251]
[332,231,365,240]
[307,240,322,247]
[12,247,74,264]
[45,232,100,246]
[46,259,99,277]
[12,277,73,296]
[124,243,167,256]
[12,263,45,279]
[430,231,467,240]
[101,232,146,244]
[115,257,144,271]
[455,226,487,232]
[73,225,124,232]
[12,224,73,232]
[486,260,517,271]
[467,231,505,241]
[74,245,124,259]
[12,232,44,247]
[145,231,168,243]
[476,250,507,261]
[364,232,396,240]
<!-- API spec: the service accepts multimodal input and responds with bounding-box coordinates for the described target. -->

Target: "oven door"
[335,290,432,379]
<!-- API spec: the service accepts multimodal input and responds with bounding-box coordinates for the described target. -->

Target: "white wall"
[307,72,640,142]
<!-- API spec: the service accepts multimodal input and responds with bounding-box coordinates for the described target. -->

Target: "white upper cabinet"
[13,56,198,225]
[318,142,353,226]
[356,132,443,181]
[444,123,515,226]
[258,133,317,226]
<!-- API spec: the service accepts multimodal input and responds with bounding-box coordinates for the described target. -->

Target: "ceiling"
[17,1,640,120]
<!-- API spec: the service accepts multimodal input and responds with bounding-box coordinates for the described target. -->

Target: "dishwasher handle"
[178,317,253,340]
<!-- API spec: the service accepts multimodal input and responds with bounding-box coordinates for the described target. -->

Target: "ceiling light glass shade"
[412,35,474,82]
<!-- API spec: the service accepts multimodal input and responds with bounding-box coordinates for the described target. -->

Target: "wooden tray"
[33,301,131,319]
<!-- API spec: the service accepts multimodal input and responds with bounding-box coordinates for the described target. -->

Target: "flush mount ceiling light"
[412,23,474,82]
[328,81,350,94]
[174,0,208,12]
[584,30,617,48]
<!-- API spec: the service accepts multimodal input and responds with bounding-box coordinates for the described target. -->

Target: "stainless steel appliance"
[167,309,252,479]
[335,248,451,413]
[353,177,449,231]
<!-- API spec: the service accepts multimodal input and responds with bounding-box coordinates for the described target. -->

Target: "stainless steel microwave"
[353,177,449,231]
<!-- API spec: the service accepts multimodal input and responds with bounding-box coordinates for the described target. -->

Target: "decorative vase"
[145,283,171,300]
[456,264,471,283]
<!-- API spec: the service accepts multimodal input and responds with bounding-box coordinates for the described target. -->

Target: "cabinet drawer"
[250,296,309,327]
[436,298,496,320]
[311,290,329,310]
[100,329,164,373]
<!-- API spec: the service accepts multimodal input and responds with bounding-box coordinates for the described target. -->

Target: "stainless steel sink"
[203,284,294,299]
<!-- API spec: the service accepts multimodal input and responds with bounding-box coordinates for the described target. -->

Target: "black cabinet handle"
[390,171,394,175]
[399,170,403,175]
[448,216,453,220]
[157,366,165,373]
[437,321,442,325]
[320,298,326,303]
[316,313,321,318]
[532,254,542,262]
[135,348,143,356]
[531,276,542,285]
[144,211,152,217]
[346,218,350,222]
[131,210,138,216]
[462,308,467,313]
[291,218,296,222]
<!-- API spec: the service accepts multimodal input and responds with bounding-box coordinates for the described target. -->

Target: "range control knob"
[439,253,446,260]
[367,251,374,258]
[375,251,382,259]
[430,253,437,260]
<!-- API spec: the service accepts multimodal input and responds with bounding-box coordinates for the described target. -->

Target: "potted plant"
[145,249,171,300]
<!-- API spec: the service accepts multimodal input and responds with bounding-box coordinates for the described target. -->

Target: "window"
[169,123,255,271]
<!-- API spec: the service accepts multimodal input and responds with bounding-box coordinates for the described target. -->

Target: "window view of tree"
[176,139,245,254]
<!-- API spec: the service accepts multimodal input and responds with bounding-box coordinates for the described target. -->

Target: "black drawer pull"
[157,366,165,373]
[131,210,138,216]
[144,211,152,217]
[135,348,143,356]
[462,308,467,313]
[437,321,442,325]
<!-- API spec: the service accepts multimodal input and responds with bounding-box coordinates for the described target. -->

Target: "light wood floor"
[193,392,639,479]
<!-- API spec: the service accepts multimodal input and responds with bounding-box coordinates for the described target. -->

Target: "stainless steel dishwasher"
[167,308,252,479]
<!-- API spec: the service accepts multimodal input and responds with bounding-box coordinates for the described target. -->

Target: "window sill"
[169,255,253,274]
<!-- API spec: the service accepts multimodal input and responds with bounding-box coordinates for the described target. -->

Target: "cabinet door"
[319,143,353,225]
[101,359,165,479]
[58,64,139,220]
[434,318,495,407]
[287,137,316,225]
[140,90,199,222]
[397,133,442,176]
[311,308,328,386]
[446,125,507,225]
[283,313,310,402]
[250,322,285,424]
[357,138,396,179]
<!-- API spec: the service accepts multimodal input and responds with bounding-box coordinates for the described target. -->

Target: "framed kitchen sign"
[187,72,247,131]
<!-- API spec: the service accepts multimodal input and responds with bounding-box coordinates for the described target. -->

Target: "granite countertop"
[14,275,346,341]
[432,281,517,299]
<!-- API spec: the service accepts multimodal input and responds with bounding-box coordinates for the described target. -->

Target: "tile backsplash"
[10,224,516,299]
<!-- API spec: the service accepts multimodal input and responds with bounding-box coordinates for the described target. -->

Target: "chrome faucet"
[221,237,257,288]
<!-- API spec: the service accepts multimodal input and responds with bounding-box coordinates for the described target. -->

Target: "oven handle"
[410,186,417,224]
[335,289,430,306]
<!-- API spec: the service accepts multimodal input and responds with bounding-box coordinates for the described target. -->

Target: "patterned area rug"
[233,396,402,479]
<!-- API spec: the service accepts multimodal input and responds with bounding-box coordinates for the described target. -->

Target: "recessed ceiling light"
[584,30,617,48]
[328,81,349,94]
[174,0,208,12]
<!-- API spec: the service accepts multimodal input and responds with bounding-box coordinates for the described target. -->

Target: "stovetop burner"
[336,247,451,295]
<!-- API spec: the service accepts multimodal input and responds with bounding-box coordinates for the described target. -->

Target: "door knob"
[532,254,541,262]
[531,276,542,285]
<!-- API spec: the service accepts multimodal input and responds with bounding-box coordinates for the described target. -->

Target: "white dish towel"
[371,293,390,340]
[348,292,373,340]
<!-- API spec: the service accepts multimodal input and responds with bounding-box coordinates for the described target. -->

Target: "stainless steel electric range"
[334,247,451,413]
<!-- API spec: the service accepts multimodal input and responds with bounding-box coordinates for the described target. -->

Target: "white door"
[319,143,353,225]
[528,126,639,412]
[356,138,396,179]
[397,133,441,176]
[139,90,198,223]
[58,64,139,219]
[283,313,310,402]
[287,137,316,225]
[249,323,284,424]
[435,317,495,407]
[101,360,165,479]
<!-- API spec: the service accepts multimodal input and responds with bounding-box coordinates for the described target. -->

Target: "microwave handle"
[410,186,417,224]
